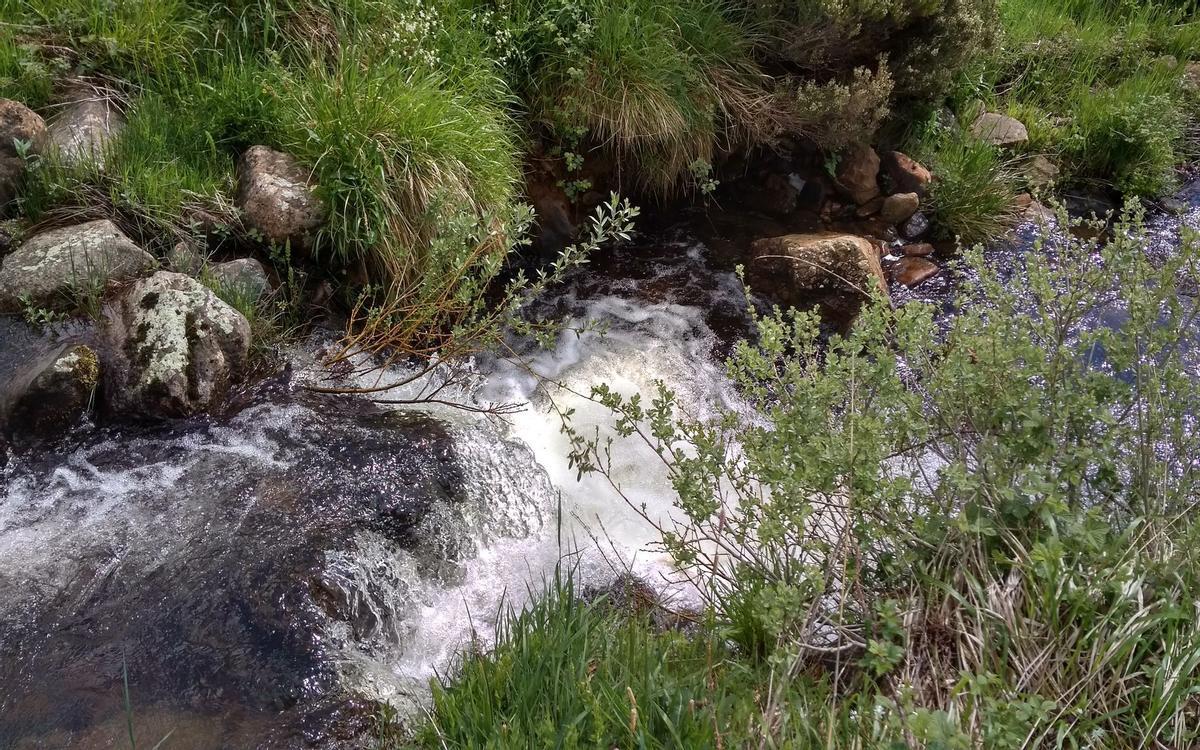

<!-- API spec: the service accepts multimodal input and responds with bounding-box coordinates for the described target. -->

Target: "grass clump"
[410,573,764,748]
[410,206,1200,748]
[949,0,1200,196]
[912,122,1019,242]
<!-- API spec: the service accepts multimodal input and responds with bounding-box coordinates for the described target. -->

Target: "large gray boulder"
[105,272,251,417]
[0,219,155,310]
[236,145,326,248]
[47,97,125,168]
[1,343,100,440]
[748,233,889,327]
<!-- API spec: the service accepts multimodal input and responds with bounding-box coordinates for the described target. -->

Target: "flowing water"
[1,181,1198,748]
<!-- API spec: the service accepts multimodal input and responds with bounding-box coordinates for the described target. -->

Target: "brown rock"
[1026,155,1059,188]
[880,193,920,225]
[855,196,884,218]
[835,143,880,205]
[902,243,935,257]
[971,112,1028,147]
[759,173,799,216]
[881,151,932,197]
[891,257,940,287]
[236,146,327,248]
[1013,192,1033,209]
[748,232,889,311]
[0,99,47,157]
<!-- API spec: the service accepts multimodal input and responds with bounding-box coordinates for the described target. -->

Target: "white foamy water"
[0,238,753,742]
[320,250,755,702]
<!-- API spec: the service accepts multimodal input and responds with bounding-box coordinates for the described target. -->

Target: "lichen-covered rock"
[0,219,155,311]
[0,99,47,156]
[46,97,125,168]
[879,192,920,225]
[835,143,881,205]
[208,258,270,302]
[971,112,1028,147]
[881,151,932,197]
[1,344,99,440]
[236,145,326,248]
[748,233,889,327]
[105,271,251,417]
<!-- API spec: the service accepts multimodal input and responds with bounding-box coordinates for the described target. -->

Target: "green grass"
[409,573,768,748]
[407,207,1200,749]
[918,127,1020,242]
[949,0,1200,196]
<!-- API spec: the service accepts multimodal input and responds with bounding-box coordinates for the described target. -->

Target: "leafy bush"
[552,206,1200,746]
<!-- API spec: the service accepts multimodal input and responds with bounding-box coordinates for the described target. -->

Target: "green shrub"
[556,205,1200,747]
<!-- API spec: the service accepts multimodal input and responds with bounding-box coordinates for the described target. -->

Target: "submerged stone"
[1,343,99,441]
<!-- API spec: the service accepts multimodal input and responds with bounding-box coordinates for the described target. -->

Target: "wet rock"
[1065,191,1118,222]
[900,211,930,240]
[835,143,880,205]
[902,242,935,257]
[104,271,251,417]
[891,257,940,288]
[526,166,575,254]
[1,344,99,440]
[1024,199,1055,223]
[855,196,884,218]
[971,112,1028,147]
[47,96,125,168]
[236,145,327,248]
[880,192,920,225]
[757,173,799,216]
[881,151,931,198]
[748,232,889,317]
[796,176,827,210]
[0,98,48,156]
[209,257,271,301]
[0,219,155,311]
[1026,155,1059,188]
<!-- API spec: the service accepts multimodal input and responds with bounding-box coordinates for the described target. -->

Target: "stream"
[2,180,1198,748]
